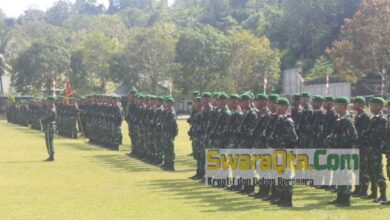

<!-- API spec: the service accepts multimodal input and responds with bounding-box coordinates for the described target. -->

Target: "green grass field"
[1,119,390,220]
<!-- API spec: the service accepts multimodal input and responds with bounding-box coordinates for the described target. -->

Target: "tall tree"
[175,26,231,95]
[327,0,390,93]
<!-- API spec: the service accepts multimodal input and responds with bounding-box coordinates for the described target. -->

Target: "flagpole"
[264,72,268,94]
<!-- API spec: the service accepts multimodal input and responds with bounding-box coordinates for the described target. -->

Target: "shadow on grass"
[140,179,383,212]
[89,154,157,173]
[61,142,106,152]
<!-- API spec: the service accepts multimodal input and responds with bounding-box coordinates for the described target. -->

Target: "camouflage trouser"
[366,147,386,186]
[359,147,371,189]
[299,131,311,148]
[163,136,175,163]
[337,185,351,195]
[45,125,55,156]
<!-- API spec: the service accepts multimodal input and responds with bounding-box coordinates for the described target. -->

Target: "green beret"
[202,92,212,98]
[229,94,240,100]
[47,96,56,101]
[157,96,164,101]
[212,92,220,98]
[255,93,268,100]
[244,92,254,100]
[165,97,175,103]
[219,93,229,100]
[335,97,350,104]
[370,97,385,106]
[301,92,310,98]
[268,94,279,101]
[353,96,365,104]
[129,88,137,94]
[277,97,290,106]
[293,94,301,100]
[325,96,335,102]
[313,95,324,102]
[138,95,145,100]
[192,91,200,97]
[240,94,251,100]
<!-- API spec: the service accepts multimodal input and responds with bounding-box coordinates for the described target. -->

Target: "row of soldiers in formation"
[187,91,390,207]
[5,98,79,138]
[125,89,178,171]
[5,95,124,150]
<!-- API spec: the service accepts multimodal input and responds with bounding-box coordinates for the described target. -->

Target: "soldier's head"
[164,97,175,110]
[312,95,324,110]
[47,96,56,107]
[240,93,252,110]
[229,94,239,109]
[291,94,301,107]
[335,97,349,115]
[201,92,211,106]
[254,93,268,110]
[268,94,279,112]
[128,89,137,102]
[157,96,164,107]
[218,93,229,107]
[352,96,365,112]
[370,97,385,115]
[323,96,335,110]
[276,97,289,115]
[300,92,310,107]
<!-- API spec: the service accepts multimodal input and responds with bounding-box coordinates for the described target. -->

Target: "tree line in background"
[0,0,389,98]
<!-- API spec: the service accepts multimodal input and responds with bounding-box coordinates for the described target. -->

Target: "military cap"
[129,88,137,94]
[192,91,200,97]
[244,91,254,100]
[47,96,56,101]
[202,92,212,98]
[157,96,165,101]
[293,94,301,100]
[165,97,175,103]
[229,94,240,100]
[219,93,229,100]
[301,92,310,98]
[313,95,324,102]
[268,94,279,101]
[240,93,251,100]
[353,96,365,104]
[212,92,220,98]
[325,96,335,102]
[255,93,268,100]
[277,97,290,106]
[370,97,385,106]
[335,97,350,104]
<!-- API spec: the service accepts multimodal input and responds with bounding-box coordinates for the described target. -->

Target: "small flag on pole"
[326,74,330,95]
[65,80,73,104]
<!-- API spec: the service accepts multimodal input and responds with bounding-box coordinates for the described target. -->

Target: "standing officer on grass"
[41,96,57,162]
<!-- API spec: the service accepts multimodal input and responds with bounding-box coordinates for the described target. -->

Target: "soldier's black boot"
[44,155,54,162]
[359,185,368,198]
[189,169,200,180]
[336,194,351,207]
[249,185,260,197]
[261,186,271,200]
[163,162,175,171]
[278,192,293,207]
[362,185,377,200]
[328,193,342,205]
[374,182,387,203]
[351,186,360,197]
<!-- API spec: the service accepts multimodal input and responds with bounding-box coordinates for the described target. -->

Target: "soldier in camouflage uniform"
[189,96,204,179]
[188,91,200,157]
[273,97,298,207]
[321,96,338,190]
[238,93,258,194]
[125,89,138,156]
[310,95,325,148]
[362,97,388,204]
[41,96,57,162]
[249,93,271,197]
[262,94,280,201]
[299,92,313,148]
[161,97,178,171]
[351,96,371,198]
[209,93,231,149]
[327,97,357,207]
